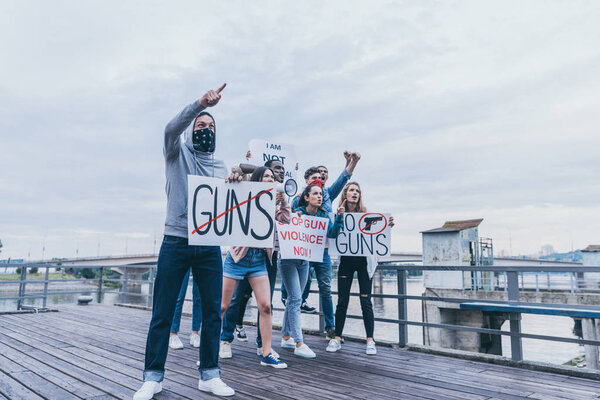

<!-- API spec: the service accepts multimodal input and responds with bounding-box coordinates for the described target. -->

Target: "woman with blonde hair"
[326,182,394,355]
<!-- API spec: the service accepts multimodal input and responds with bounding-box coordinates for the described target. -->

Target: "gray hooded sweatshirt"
[163,101,229,238]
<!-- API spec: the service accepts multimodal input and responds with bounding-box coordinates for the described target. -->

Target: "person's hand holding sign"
[389,216,395,228]
[199,83,226,108]
[225,171,243,183]
[276,191,285,204]
[337,199,346,216]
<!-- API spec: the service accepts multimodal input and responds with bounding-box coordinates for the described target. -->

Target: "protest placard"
[248,139,298,197]
[187,176,276,247]
[277,214,329,262]
[329,213,391,257]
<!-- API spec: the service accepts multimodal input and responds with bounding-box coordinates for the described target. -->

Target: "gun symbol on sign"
[363,216,383,231]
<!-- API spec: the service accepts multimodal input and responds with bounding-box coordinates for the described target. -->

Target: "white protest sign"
[248,139,298,197]
[329,213,391,257]
[187,176,276,247]
[277,214,329,262]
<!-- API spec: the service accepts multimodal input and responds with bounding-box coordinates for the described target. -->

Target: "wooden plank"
[4,304,600,400]
[9,371,80,400]
[0,327,132,400]
[0,341,107,399]
[1,315,291,400]
[0,369,44,400]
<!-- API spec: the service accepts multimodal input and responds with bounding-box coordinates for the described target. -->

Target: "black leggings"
[334,256,374,338]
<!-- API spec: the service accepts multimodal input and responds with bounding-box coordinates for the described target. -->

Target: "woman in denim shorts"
[220,167,291,368]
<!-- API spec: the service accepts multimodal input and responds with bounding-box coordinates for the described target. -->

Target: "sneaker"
[294,343,316,358]
[219,341,232,359]
[133,381,162,400]
[280,337,296,349]
[189,333,200,348]
[261,353,288,369]
[300,302,317,314]
[257,347,280,359]
[198,377,235,397]
[234,326,248,342]
[326,339,341,352]
[325,328,336,340]
[168,335,183,350]
[366,341,377,355]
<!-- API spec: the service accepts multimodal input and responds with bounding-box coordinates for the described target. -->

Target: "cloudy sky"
[1,1,599,261]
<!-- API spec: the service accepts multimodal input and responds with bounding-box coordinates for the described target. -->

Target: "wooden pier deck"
[1,304,599,399]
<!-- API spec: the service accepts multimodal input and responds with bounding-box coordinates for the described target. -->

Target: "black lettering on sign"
[375,233,389,256]
[335,232,347,254]
[213,187,230,236]
[344,213,356,231]
[192,184,213,235]
[192,185,275,241]
[250,190,274,240]
[228,190,251,235]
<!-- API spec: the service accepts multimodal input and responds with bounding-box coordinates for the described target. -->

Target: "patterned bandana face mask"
[192,127,215,152]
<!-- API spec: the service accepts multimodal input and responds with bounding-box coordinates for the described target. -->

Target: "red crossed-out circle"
[358,213,387,235]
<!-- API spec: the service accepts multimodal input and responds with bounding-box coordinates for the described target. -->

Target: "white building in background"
[421,218,486,290]
[582,245,600,285]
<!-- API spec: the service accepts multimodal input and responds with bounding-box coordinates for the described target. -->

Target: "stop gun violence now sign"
[277,214,329,262]
[328,213,391,257]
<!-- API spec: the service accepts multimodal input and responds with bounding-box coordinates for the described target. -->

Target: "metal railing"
[4,262,600,367]
[0,264,157,311]
[381,263,600,362]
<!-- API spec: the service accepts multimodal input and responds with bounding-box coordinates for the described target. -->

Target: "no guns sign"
[328,213,391,257]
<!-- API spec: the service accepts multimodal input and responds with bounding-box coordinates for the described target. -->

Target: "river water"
[0,278,581,365]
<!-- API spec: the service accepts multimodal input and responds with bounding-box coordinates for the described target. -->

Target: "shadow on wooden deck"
[1,304,599,399]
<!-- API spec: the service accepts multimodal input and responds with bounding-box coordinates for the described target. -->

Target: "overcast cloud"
[1,1,599,260]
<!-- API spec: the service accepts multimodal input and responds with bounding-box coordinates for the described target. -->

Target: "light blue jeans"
[171,268,202,333]
[279,258,309,343]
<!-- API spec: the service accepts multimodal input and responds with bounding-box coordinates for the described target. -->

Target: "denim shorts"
[223,249,268,280]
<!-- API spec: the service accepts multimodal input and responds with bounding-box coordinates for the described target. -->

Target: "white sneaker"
[198,377,235,396]
[189,333,200,348]
[219,341,232,359]
[280,337,295,349]
[294,343,316,358]
[133,381,162,400]
[168,335,183,350]
[257,347,280,359]
[326,339,341,352]
[366,341,377,355]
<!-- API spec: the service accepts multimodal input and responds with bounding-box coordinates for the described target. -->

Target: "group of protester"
[134,85,393,399]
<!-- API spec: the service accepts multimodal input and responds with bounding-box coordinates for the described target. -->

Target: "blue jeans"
[143,235,222,382]
[221,252,278,347]
[281,250,335,331]
[311,249,335,330]
[281,267,312,303]
[170,268,202,333]
[279,258,309,343]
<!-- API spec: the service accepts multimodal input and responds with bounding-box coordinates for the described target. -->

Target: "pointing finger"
[216,83,227,94]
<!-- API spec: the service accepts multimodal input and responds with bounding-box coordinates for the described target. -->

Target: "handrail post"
[318,292,325,333]
[147,266,155,308]
[397,268,408,347]
[42,266,50,308]
[506,271,523,361]
[121,266,128,304]
[97,266,104,303]
[17,265,27,310]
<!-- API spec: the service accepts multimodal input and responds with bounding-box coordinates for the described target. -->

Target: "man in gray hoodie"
[134,84,235,399]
